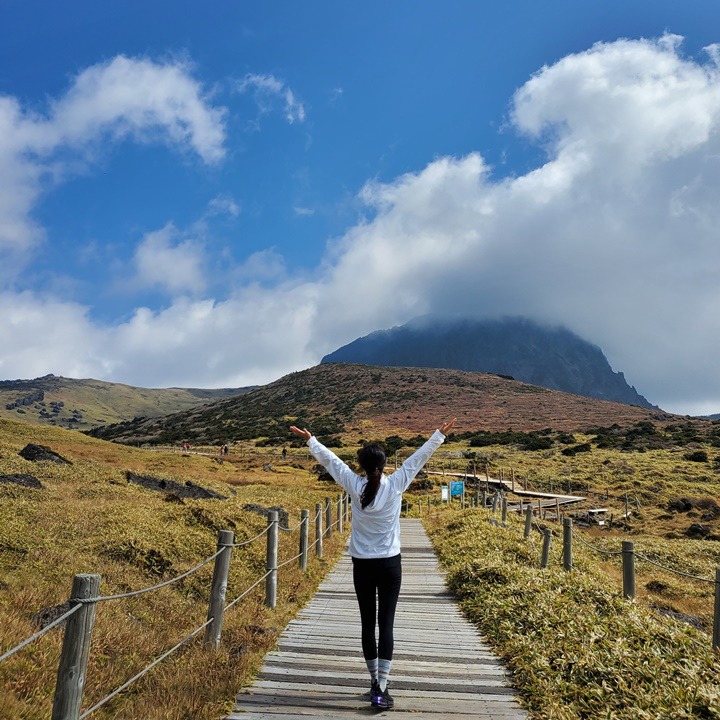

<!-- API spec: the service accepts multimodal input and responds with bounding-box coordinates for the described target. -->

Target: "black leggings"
[352,554,402,661]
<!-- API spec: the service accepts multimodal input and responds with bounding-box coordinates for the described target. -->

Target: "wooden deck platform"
[428,470,585,507]
[227,519,528,719]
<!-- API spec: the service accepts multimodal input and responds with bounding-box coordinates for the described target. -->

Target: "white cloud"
[237,73,306,124]
[293,206,315,216]
[5,36,720,414]
[0,55,226,269]
[207,194,241,218]
[233,249,287,285]
[133,224,207,295]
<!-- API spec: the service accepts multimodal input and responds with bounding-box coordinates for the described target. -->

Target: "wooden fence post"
[204,529,234,649]
[524,505,533,538]
[315,503,323,558]
[501,497,507,524]
[511,468,515,492]
[562,517,573,571]
[325,497,332,539]
[541,530,552,569]
[300,510,309,571]
[338,494,343,534]
[265,511,278,609]
[51,573,101,720]
[713,568,720,651]
[622,540,636,599]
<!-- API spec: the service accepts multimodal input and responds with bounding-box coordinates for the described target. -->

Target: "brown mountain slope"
[88,363,677,446]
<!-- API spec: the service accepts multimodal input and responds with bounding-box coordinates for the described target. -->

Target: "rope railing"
[279,520,304,533]
[1,492,353,720]
[0,603,81,663]
[75,547,227,604]
[277,550,305,570]
[634,553,715,584]
[571,528,623,556]
[229,525,271,546]
[224,570,273,612]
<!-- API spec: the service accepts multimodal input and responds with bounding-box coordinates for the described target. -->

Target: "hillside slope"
[322,317,655,408]
[0,416,346,720]
[0,374,252,430]
[88,363,674,445]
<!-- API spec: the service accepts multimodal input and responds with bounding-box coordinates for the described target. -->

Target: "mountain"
[87,363,674,446]
[321,317,655,408]
[0,374,253,430]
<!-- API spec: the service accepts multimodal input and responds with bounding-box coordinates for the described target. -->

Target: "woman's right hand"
[290,426,312,442]
[439,418,457,435]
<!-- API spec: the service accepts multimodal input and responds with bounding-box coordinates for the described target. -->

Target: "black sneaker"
[369,679,380,699]
[371,683,394,709]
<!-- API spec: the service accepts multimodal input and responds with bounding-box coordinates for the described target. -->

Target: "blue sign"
[449,480,464,497]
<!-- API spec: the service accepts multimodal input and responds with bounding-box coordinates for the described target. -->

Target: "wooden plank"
[249,680,521,702]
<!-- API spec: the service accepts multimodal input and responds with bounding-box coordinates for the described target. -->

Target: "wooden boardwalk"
[227,519,528,719]
[427,470,585,508]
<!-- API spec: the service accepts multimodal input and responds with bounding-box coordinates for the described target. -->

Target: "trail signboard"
[449,480,464,497]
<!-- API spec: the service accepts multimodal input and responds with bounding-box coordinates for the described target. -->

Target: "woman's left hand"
[439,418,457,435]
[290,426,312,442]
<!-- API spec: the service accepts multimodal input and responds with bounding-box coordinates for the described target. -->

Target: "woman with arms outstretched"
[290,418,457,709]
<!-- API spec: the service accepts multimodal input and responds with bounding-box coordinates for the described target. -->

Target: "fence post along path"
[227,519,527,719]
[52,574,101,720]
[204,529,234,650]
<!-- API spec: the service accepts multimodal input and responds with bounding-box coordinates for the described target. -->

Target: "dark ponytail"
[358,443,386,509]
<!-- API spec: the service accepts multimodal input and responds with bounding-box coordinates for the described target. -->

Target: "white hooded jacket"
[306,430,446,558]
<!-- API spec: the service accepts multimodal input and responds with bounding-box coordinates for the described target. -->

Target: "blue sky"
[2,1,720,414]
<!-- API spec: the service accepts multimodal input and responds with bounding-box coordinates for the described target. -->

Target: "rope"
[79,616,214,717]
[224,570,273,612]
[76,548,226,604]
[277,550,304,569]
[525,527,542,563]
[82,559,279,716]
[571,529,623,557]
[278,520,303,533]
[229,525,270,547]
[635,553,715,584]
[0,604,81,664]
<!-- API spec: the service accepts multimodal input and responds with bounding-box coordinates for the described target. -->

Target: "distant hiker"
[290,417,456,710]
[282,446,287,459]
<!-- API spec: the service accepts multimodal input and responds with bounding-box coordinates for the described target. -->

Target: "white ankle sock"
[366,656,378,681]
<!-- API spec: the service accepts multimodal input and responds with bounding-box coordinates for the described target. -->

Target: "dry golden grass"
[0,419,348,719]
[410,434,720,635]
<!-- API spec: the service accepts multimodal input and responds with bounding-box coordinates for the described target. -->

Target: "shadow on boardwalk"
[227,519,527,719]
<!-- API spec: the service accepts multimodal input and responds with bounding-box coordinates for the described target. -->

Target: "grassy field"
[0,418,347,720]
[424,507,720,719]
